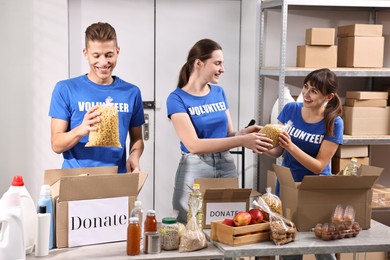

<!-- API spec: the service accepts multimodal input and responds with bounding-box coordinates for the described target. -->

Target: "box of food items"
[273,164,383,232]
[44,167,148,248]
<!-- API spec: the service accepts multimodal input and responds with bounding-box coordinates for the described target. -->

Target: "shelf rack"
[257,0,390,191]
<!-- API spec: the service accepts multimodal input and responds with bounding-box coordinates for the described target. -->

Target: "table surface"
[26,220,390,259]
[204,220,390,258]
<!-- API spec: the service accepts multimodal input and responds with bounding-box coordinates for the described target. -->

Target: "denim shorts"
[172,151,238,223]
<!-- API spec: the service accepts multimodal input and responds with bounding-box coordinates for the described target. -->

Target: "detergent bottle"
[0,191,25,260]
[3,176,37,254]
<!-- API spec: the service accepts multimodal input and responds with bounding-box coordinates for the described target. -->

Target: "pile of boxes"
[296,24,385,68]
[343,91,390,135]
[296,28,337,68]
[331,145,369,175]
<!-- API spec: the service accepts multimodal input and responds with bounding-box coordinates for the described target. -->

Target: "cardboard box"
[337,36,384,67]
[297,45,337,68]
[346,91,389,100]
[337,252,387,260]
[306,28,335,45]
[335,145,368,158]
[44,167,148,248]
[345,98,387,107]
[210,220,270,246]
[343,106,390,135]
[331,156,370,174]
[273,164,383,232]
[195,178,261,229]
[337,24,383,37]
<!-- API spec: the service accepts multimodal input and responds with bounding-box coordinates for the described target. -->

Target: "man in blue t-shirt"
[49,22,145,173]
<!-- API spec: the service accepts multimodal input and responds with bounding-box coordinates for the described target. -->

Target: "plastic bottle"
[270,87,295,124]
[187,183,203,230]
[3,176,37,254]
[127,217,140,256]
[0,192,25,260]
[130,201,144,250]
[144,210,157,233]
[35,206,50,257]
[37,184,54,249]
[343,157,359,176]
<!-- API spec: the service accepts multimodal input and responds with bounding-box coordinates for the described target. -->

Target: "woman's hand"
[243,132,273,153]
[278,131,294,150]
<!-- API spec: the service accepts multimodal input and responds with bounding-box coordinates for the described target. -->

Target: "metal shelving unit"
[257,0,390,190]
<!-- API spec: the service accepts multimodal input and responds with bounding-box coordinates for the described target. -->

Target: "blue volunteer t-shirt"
[49,74,145,173]
[278,102,344,182]
[166,85,229,153]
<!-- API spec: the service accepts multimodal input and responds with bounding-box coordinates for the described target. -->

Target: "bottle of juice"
[144,210,157,233]
[127,217,140,256]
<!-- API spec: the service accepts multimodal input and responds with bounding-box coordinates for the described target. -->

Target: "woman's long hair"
[177,39,222,88]
[304,68,343,137]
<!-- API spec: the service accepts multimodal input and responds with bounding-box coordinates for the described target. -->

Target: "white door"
[154,0,241,221]
[68,0,242,221]
[68,0,156,212]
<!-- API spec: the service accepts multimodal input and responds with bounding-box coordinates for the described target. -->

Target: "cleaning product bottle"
[187,183,203,230]
[37,184,54,249]
[3,176,37,254]
[130,201,144,250]
[35,206,50,257]
[270,86,295,124]
[0,191,25,260]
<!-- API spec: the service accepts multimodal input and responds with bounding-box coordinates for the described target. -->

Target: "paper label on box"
[68,196,128,247]
[205,202,246,225]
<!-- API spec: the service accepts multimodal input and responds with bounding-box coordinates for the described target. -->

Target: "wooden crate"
[210,220,270,246]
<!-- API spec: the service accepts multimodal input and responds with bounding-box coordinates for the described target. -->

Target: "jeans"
[282,254,336,260]
[172,151,237,224]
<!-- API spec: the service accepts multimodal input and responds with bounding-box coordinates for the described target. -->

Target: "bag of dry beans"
[85,96,122,148]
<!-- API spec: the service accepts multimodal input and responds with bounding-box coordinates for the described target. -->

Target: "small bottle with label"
[127,217,140,256]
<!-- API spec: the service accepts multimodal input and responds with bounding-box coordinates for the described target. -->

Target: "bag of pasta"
[259,120,293,148]
[261,187,283,218]
[86,96,122,148]
[179,191,207,253]
[253,197,296,246]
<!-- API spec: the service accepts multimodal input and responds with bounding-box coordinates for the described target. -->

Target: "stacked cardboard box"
[331,145,369,174]
[296,28,337,68]
[343,91,390,135]
[337,24,384,67]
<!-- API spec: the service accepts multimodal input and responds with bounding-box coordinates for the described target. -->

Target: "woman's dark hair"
[177,39,222,88]
[304,68,343,137]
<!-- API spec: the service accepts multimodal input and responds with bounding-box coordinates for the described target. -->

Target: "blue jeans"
[172,151,238,224]
[282,254,336,260]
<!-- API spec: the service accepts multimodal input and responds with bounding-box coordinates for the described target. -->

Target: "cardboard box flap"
[203,188,252,201]
[298,175,379,190]
[58,172,148,202]
[195,178,238,194]
[44,166,118,186]
[272,164,297,189]
[358,164,383,177]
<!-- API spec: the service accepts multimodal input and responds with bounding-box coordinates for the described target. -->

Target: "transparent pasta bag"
[86,96,122,148]
[259,120,293,148]
[261,187,283,216]
[179,193,207,253]
[253,197,296,246]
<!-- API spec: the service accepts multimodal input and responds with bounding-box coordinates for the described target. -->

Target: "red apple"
[233,211,252,226]
[222,218,235,227]
[248,208,264,224]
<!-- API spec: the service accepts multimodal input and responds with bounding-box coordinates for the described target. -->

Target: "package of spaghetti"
[86,97,122,148]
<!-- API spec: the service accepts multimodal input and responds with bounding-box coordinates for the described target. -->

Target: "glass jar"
[160,217,179,250]
[144,210,157,233]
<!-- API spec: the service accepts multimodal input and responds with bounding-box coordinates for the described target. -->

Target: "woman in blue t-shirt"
[166,39,273,223]
[266,68,344,260]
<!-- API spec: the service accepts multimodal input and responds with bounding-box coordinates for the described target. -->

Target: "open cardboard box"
[273,164,383,232]
[44,166,148,248]
[195,178,261,229]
